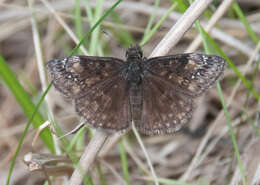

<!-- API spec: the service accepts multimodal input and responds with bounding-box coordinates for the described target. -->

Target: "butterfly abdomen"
[129,83,143,126]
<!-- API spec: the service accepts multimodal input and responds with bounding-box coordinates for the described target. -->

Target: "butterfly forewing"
[46,56,124,98]
[144,53,225,97]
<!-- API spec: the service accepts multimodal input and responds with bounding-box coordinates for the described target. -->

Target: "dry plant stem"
[45,19,59,60]
[2,2,253,60]
[28,0,61,154]
[97,0,213,161]
[150,0,214,57]
[256,102,260,127]
[199,109,256,167]
[0,2,145,34]
[0,1,180,22]
[32,121,50,148]
[99,1,181,20]
[40,0,88,55]
[98,133,123,157]
[181,40,260,181]
[100,159,127,185]
[210,28,257,59]
[224,65,254,78]
[68,130,108,185]
[2,1,254,58]
[122,138,150,174]
[186,0,235,52]
[132,122,159,185]
[98,0,215,182]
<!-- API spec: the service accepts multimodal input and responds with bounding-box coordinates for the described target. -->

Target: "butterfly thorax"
[124,61,143,85]
[123,45,144,85]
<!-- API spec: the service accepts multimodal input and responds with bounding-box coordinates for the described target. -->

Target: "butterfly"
[46,45,225,135]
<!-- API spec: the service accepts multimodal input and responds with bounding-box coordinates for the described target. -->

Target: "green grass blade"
[119,140,130,185]
[142,0,160,40]
[70,0,123,56]
[172,0,187,13]
[217,83,246,185]
[0,56,54,151]
[85,0,94,21]
[89,0,104,55]
[109,12,134,47]
[74,0,84,55]
[62,1,123,183]
[197,25,260,101]
[242,108,260,137]
[231,2,260,137]
[140,2,178,46]
[97,164,107,185]
[195,21,211,54]
[4,0,123,184]
[232,2,259,44]
[4,81,53,185]
[147,177,196,185]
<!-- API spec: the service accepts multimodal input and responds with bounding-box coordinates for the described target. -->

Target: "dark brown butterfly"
[46,45,225,135]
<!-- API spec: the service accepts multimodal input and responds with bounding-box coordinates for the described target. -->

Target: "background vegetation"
[0,0,260,185]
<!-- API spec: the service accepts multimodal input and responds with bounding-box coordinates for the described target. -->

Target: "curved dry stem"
[186,0,234,52]
[150,0,214,57]
[68,130,108,185]
[132,122,159,185]
[40,0,88,55]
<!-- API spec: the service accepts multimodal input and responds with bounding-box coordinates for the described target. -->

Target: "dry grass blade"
[150,0,214,57]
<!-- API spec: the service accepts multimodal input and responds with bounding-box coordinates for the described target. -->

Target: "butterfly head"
[126,45,143,61]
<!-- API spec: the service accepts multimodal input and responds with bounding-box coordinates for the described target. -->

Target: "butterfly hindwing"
[135,73,193,135]
[75,74,131,132]
[144,53,225,97]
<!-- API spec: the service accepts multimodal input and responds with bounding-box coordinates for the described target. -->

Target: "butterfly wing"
[75,74,131,132]
[47,56,131,132]
[136,53,225,135]
[144,53,225,97]
[46,56,124,98]
[136,73,193,135]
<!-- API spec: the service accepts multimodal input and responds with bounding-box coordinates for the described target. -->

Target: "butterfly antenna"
[101,27,128,53]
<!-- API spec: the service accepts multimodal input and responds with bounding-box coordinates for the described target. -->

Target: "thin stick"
[68,130,108,185]
[40,0,88,55]
[186,0,235,52]
[150,0,214,57]
[132,122,159,185]
[28,0,61,154]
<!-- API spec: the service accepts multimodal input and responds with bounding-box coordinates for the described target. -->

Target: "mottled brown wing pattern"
[46,46,226,135]
[75,74,131,132]
[144,53,225,97]
[46,56,131,131]
[136,74,193,135]
[46,56,124,98]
